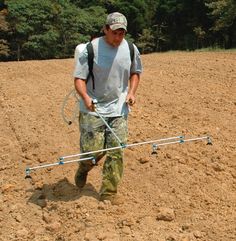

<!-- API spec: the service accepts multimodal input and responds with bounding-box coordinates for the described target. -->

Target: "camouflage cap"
[106,12,127,31]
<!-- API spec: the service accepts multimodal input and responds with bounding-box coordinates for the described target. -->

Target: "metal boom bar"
[59,135,210,160]
[25,135,211,177]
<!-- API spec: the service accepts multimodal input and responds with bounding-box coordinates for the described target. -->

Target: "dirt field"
[0,51,235,241]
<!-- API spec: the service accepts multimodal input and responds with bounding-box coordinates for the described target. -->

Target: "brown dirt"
[0,52,235,241]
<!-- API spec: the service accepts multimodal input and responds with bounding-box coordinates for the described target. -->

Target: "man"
[73,12,142,204]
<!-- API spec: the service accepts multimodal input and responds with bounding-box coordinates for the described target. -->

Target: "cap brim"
[110,24,127,31]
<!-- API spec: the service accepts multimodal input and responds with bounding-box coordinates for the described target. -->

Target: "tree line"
[0,0,235,61]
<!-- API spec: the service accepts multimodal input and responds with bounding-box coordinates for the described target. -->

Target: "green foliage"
[0,9,10,58]
[205,0,236,30]
[205,0,236,48]
[6,0,58,60]
[77,0,147,38]
[4,0,107,60]
[0,12,8,32]
[0,39,9,58]
[137,28,155,54]
[1,0,235,60]
[76,6,107,40]
[193,26,206,49]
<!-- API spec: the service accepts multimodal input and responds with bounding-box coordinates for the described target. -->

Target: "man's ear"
[103,26,108,34]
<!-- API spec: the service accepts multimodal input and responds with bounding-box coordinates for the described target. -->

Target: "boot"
[99,194,124,205]
[75,170,88,188]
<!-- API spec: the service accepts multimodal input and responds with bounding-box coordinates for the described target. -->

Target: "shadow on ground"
[27,177,99,207]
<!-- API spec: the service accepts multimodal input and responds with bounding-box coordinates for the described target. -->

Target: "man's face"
[105,27,126,47]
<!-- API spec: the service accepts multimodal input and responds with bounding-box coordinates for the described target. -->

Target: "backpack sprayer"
[25,96,212,179]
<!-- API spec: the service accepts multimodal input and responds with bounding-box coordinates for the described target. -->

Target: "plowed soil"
[0,51,235,241]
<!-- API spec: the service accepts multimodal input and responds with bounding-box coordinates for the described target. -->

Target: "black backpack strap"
[127,41,134,63]
[86,42,95,90]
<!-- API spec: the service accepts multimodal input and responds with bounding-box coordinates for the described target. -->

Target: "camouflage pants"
[77,112,128,196]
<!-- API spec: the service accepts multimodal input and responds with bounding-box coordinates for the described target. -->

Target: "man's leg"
[99,116,128,198]
[75,112,105,188]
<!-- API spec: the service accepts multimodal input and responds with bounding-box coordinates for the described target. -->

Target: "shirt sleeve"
[74,45,79,63]
[73,46,89,80]
[130,44,143,75]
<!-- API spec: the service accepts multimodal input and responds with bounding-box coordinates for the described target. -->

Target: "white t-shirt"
[74,37,142,117]
[74,43,87,65]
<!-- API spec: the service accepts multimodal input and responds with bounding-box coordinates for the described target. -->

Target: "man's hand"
[126,73,140,106]
[126,94,135,106]
[84,96,95,111]
[74,78,95,111]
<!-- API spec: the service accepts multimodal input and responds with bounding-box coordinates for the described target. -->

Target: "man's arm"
[126,73,140,105]
[74,77,94,111]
